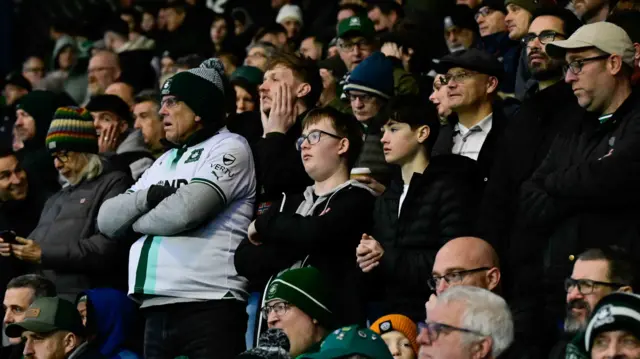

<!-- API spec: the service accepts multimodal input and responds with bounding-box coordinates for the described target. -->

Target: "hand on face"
[98,122,120,153]
[261,82,299,136]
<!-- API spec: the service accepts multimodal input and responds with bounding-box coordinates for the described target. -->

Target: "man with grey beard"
[548,247,636,358]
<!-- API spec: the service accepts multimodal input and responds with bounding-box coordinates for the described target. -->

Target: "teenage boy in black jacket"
[356,95,483,322]
[235,107,375,327]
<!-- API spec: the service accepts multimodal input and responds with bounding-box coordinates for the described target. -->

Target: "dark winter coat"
[432,99,515,182]
[29,160,133,301]
[252,110,313,214]
[353,113,395,187]
[235,180,376,326]
[368,155,483,321]
[520,90,640,325]
[477,81,584,259]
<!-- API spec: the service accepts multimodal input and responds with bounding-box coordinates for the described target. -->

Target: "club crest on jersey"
[185,149,203,164]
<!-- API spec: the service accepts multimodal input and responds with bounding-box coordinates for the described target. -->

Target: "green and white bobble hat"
[585,292,640,352]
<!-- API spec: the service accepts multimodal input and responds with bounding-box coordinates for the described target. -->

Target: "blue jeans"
[143,300,247,359]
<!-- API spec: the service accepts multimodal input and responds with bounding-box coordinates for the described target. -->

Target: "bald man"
[87,50,121,98]
[106,82,135,108]
[430,237,501,295]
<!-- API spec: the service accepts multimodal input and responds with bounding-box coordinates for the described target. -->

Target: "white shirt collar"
[456,112,493,135]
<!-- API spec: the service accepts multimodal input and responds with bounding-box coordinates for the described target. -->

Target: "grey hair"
[67,153,103,185]
[7,274,57,298]
[438,286,514,358]
[250,41,277,58]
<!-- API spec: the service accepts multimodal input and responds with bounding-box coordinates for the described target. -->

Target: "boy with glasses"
[236,106,374,327]
[520,22,640,348]
[418,286,514,359]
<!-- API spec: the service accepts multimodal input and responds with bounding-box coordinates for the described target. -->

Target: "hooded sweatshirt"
[113,129,154,180]
[80,288,142,359]
[235,179,377,330]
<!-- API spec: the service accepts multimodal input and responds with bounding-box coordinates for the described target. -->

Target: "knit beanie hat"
[265,267,333,328]
[85,94,133,125]
[585,292,640,353]
[160,58,226,128]
[236,328,291,359]
[504,0,557,14]
[17,91,76,145]
[444,5,479,33]
[276,4,304,26]
[45,107,99,154]
[343,52,394,100]
[370,314,419,355]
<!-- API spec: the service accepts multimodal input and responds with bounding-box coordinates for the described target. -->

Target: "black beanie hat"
[86,94,133,125]
[585,292,640,353]
[17,90,76,145]
[160,58,226,128]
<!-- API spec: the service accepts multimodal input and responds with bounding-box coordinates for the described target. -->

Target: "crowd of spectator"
[1,0,640,358]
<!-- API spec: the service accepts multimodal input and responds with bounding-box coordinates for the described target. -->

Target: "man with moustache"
[573,0,617,24]
[548,247,635,359]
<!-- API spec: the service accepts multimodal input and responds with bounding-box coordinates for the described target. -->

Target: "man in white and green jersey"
[98,58,256,359]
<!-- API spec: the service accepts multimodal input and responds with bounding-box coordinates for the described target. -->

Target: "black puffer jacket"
[29,160,133,301]
[368,154,482,321]
[520,91,640,325]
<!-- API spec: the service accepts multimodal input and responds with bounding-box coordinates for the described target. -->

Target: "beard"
[564,298,591,334]
[529,52,565,82]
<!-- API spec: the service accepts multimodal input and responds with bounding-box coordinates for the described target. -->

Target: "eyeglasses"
[427,267,490,291]
[441,71,477,85]
[338,39,371,52]
[260,302,292,320]
[521,30,566,45]
[418,321,486,342]
[564,278,625,295]
[161,97,180,109]
[348,93,375,103]
[51,151,69,163]
[474,7,495,20]
[563,54,610,75]
[295,130,343,151]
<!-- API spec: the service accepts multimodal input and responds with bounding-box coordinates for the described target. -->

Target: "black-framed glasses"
[51,151,70,163]
[521,30,566,45]
[260,302,293,320]
[474,7,495,20]
[564,278,626,295]
[428,267,490,291]
[441,71,477,85]
[337,39,371,52]
[295,130,343,151]
[563,54,610,75]
[418,321,486,342]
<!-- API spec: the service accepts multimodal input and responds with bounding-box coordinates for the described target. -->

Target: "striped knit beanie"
[45,107,99,154]
[585,292,640,353]
[265,267,333,328]
[370,314,419,355]
[160,58,226,128]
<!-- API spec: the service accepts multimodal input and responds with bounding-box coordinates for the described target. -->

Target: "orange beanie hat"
[370,314,419,355]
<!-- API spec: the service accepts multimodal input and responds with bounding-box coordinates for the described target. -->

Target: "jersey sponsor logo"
[223,154,236,166]
[157,179,188,188]
[212,163,234,179]
[185,149,203,164]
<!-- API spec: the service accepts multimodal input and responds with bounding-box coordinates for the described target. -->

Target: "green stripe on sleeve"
[134,236,154,294]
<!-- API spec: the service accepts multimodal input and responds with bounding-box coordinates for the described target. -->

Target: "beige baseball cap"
[546,22,635,68]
